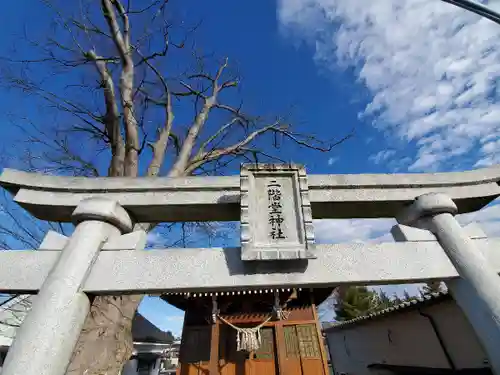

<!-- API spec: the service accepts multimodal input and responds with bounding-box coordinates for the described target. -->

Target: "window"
[254,327,275,360]
[284,326,300,358]
[297,324,321,358]
[283,324,321,359]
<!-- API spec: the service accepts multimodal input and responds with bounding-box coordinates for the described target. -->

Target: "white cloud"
[315,198,500,243]
[314,217,395,243]
[369,149,396,165]
[138,296,185,337]
[164,315,184,321]
[314,198,500,319]
[146,232,164,248]
[278,0,500,170]
[458,199,500,236]
[327,156,339,165]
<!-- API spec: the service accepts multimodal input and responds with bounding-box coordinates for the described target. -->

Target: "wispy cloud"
[315,199,500,243]
[314,199,500,320]
[138,296,185,337]
[369,149,396,165]
[458,201,500,236]
[327,156,339,165]
[278,0,500,171]
[163,315,184,321]
[314,217,395,244]
[146,232,164,248]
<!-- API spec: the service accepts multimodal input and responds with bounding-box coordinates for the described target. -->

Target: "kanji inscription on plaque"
[267,180,286,240]
[240,164,315,261]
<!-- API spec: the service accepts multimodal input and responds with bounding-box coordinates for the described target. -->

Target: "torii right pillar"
[398,193,500,374]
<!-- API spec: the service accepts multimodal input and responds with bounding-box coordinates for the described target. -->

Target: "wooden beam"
[274,323,286,375]
[311,289,331,375]
[209,318,220,375]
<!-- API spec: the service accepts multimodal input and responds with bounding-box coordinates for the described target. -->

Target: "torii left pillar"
[1,198,133,375]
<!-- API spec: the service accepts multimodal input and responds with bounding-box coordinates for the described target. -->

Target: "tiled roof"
[322,291,450,332]
[131,313,175,344]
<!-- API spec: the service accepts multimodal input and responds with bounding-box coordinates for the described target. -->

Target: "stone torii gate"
[1,164,500,375]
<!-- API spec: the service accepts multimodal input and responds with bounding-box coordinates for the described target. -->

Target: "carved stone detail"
[240,164,315,261]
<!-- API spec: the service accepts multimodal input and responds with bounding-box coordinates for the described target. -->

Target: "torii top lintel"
[1,165,500,223]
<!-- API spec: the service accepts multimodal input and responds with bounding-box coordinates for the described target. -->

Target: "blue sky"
[2,0,500,336]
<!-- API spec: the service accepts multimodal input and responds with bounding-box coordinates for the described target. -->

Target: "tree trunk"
[65,295,143,375]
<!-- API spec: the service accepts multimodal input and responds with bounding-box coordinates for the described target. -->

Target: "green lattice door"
[250,327,277,375]
[282,324,325,375]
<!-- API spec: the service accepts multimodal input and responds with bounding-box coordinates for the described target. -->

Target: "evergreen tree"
[334,286,403,321]
[422,281,445,296]
[334,287,415,322]
[392,293,403,305]
[403,290,412,301]
[376,290,393,310]
[334,286,379,321]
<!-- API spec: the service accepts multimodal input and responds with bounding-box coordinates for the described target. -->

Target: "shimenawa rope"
[216,289,295,351]
[217,315,273,352]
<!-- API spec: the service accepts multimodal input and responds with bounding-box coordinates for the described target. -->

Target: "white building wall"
[122,358,139,375]
[428,301,488,368]
[326,299,488,375]
[169,357,178,367]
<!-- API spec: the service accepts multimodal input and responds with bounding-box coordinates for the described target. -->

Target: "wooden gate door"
[218,324,246,375]
[279,324,325,375]
[248,327,277,375]
[296,324,324,375]
[219,325,277,375]
[280,325,302,375]
[180,326,211,375]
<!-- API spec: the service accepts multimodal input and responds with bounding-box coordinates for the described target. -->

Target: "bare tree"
[0,296,32,336]
[0,1,351,374]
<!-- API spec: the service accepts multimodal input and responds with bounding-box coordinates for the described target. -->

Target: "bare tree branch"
[137,50,174,177]
[184,120,295,174]
[169,58,231,176]
[87,50,125,176]
[101,0,139,177]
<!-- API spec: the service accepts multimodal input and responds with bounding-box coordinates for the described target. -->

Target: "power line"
[442,0,500,25]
